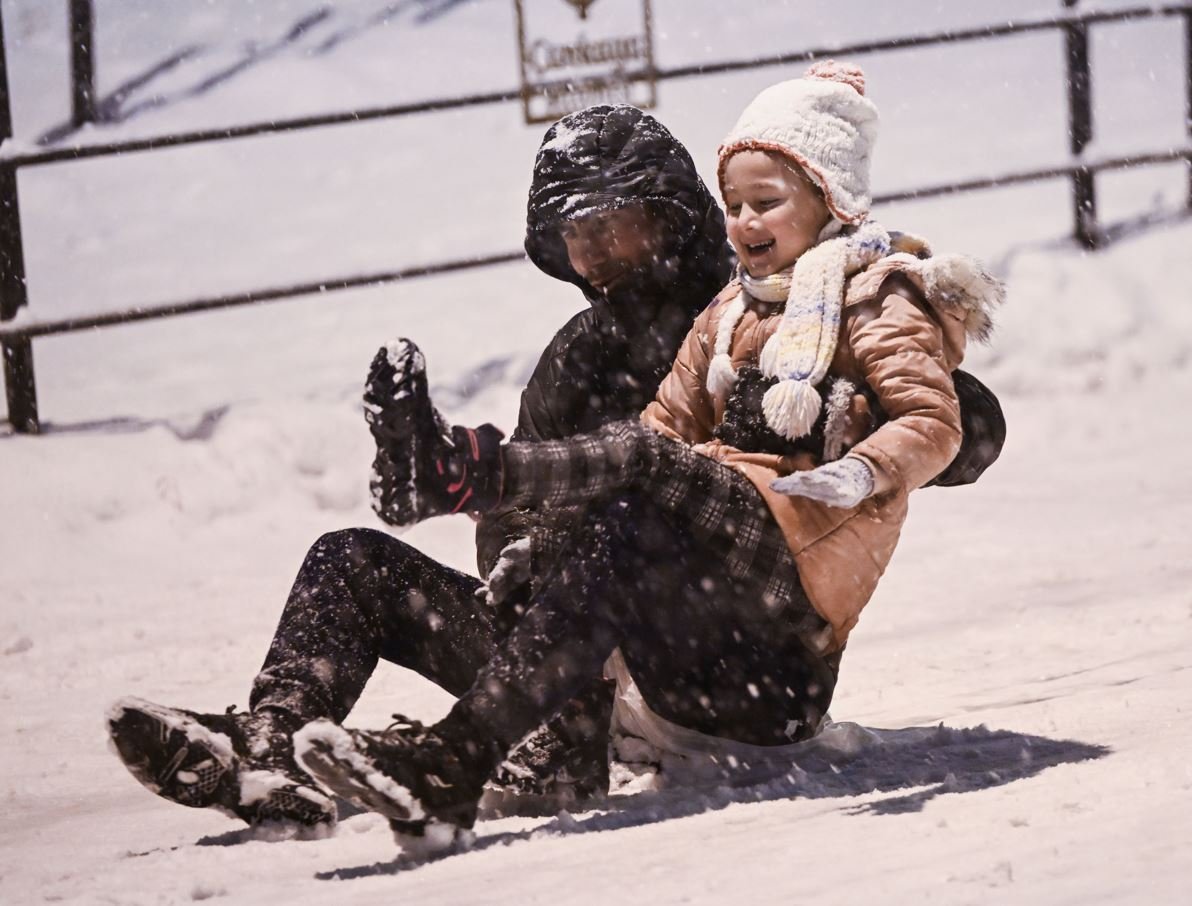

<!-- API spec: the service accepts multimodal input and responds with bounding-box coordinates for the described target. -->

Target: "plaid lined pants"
[449,421,836,748]
[502,420,821,634]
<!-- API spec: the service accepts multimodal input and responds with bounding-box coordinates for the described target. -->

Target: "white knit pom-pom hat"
[717,60,879,225]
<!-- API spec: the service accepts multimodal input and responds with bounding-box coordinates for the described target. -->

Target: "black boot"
[294,714,501,854]
[107,697,336,832]
[364,338,504,527]
[485,684,613,815]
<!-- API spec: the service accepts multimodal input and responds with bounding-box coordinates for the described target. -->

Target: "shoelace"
[222,705,299,769]
[384,713,429,746]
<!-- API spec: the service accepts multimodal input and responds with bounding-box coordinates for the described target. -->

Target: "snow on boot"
[106,696,336,833]
[364,337,504,528]
[293,715,497,853]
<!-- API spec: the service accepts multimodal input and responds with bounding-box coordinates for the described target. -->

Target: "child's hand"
[770,456,875,508]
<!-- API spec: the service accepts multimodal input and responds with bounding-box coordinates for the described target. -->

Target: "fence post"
[1185,6,1192,211]
[70,0,96,127]
[1064,0,1100,248]
[0,5,37,433]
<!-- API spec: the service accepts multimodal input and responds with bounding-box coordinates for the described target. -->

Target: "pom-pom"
[706,353,739,402]
[762,378,822,441]
[804,60,866,96]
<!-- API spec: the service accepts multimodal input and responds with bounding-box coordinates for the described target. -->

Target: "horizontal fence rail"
[2,1,1191,432]
[2,147,1189,343]
[0,251,527,339]
[2,3,1188,170]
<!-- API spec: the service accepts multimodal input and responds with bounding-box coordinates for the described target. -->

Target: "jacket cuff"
[847,447,900,498]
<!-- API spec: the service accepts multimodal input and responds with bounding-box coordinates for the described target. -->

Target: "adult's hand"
[477,537,533,608]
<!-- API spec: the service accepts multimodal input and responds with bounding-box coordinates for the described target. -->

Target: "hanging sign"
[514,0,656,124]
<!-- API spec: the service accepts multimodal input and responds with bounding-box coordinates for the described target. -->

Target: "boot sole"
[107,696,236,810]
[107,697,335,829]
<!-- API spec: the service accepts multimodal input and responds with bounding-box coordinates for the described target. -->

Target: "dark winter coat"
[475,105,735,577]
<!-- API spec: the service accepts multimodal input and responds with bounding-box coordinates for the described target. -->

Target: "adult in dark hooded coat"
[104,106,736,830]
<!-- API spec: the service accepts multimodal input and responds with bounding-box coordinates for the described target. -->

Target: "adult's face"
[559,204,669,297]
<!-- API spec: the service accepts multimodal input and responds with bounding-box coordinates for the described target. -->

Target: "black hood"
[524,105,733,311]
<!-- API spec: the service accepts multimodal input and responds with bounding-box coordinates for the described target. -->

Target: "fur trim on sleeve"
[846,251,1004,343]
[914,253,1004,343]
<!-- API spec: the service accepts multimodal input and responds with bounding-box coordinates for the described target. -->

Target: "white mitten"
[769,456,875,509]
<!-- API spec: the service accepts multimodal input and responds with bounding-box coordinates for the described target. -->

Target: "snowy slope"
[2,1,1191,903]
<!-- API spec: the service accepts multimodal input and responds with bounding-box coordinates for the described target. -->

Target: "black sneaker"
[107,696,336,833]
[293,715,496,853]
[364,338,504,527]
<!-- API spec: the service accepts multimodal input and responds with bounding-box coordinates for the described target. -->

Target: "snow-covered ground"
[2,1,1190,903]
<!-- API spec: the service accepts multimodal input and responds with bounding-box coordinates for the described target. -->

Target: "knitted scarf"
[707,220,891,441]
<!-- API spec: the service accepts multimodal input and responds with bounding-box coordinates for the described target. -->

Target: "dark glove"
[362,345,435,452]
[364,342,505,520]
[928,369,1006,487]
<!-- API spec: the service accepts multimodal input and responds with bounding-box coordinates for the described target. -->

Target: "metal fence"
[2,1,1191,434]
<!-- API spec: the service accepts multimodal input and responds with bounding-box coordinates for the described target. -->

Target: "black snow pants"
[444,421,838,750]
[249,528,612,749]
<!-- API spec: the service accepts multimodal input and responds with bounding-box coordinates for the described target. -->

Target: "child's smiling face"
[722,150,832,278]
